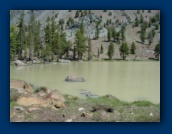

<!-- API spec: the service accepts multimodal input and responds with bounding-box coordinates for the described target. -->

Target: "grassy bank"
[61,95,160,122]
[10,92,160,122]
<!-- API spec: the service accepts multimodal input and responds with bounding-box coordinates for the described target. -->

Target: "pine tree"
[148,30,153,47]
[140,22,147,44]
[95,21,100,39]
[17,11,25,60]
[54,32,61,60]
[121,25,126,41]
[107,41,114,60]
[130,42,136,54]
[135,16,139,27]
[120,42,129,60]
[111,26,116,42]
[100,44,103,54]
[88,37,92,60]
[64,40,72,59]
[154,43,160,60]
[45,16,51,46]
[75,10,79,18]
[28,11,36,60]
[152,28,156,37]
[10,25,18,60]
[140,29,146,44]
[75,23,86,60]
[140,14,144,23]
[155,24,159,30]
[34,20,42,58]
[107,27,111,41]
[51,16,57,54]
[116,31,120,44]
[97,48,100,58]
[44,16,52,59]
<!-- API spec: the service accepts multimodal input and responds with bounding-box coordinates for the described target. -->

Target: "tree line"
[10,10,160,62]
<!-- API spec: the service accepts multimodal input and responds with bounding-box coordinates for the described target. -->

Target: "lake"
[10,61,160,103]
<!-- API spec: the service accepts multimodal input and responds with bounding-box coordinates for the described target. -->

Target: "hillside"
[10,10,160,61]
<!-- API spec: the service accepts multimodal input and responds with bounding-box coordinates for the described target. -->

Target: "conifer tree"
[130,42,136,54]
[10,25,18,60]
[154,43,160,60]
[107,41,114,60]
[88,37,92,60]
[17,11,25,60]
[100,44,103,54]
[120,42,129,60]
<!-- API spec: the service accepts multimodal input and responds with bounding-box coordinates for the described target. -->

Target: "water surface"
[10,61,160,103]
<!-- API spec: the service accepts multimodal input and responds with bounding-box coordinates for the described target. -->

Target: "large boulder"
[10,80,33,93]
[14,60,26,66]
[17,92,65,109]
[65,76,85,82]
[46,90,65,103]
[17,94,47,107]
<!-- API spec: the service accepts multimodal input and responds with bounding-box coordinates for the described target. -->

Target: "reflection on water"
[10,61,160,103]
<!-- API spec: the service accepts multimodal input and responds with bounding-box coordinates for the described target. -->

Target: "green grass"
[10,100,17,108]
[86,96,130,107]
[131,100,154,106]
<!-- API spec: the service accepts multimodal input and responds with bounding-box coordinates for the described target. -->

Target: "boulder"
[10,80,33,93]
[46,90,65,103]
[54,101,65,108]
[33,59,41,64]
[65,76,85,82]
[28,107,41,112]
[14,106,25,112]
[14,60,26,66]
[17,95,47,107]
[85,93,100,98]
[34,86,52,95]
[59,59,70,63]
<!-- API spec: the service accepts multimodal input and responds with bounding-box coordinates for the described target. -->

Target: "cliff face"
[10,10,160,60]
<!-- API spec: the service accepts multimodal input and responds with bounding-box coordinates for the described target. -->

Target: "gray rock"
[85,93,100,98]
[59,59,70,63]
[14,106,25,112]
[65,76,85,82]
[14,60,26,66]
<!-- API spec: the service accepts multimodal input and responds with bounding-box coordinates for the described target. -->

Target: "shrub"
[10,88,21,101]
[109,12,112,16]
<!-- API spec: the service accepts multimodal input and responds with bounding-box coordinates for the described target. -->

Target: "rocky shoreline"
[10,80,160,122]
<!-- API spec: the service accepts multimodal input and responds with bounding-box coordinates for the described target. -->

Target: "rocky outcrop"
[14,60,26,66]
[10,80,33,93]
[65,76,85,82]
[46,90,65,103]
[10,80,66,109]
[59,59,70,63]
[17,94,47,107]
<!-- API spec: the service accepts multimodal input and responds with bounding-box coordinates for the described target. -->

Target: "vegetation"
[17,11,26,60]
[130,42,136,54]
[140,22,147,44]
[10,25,18,60]
[148,30,154,47]
[107,41,114,60]
[75,21,86,60]
[135,16,139,27]
[154,43,160,60]
[100,44,104,54]
[88,37,92,60]
[120,42,129,60]
[107,27,112,41]
[120,25,126,41]
[10,10,160,62]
